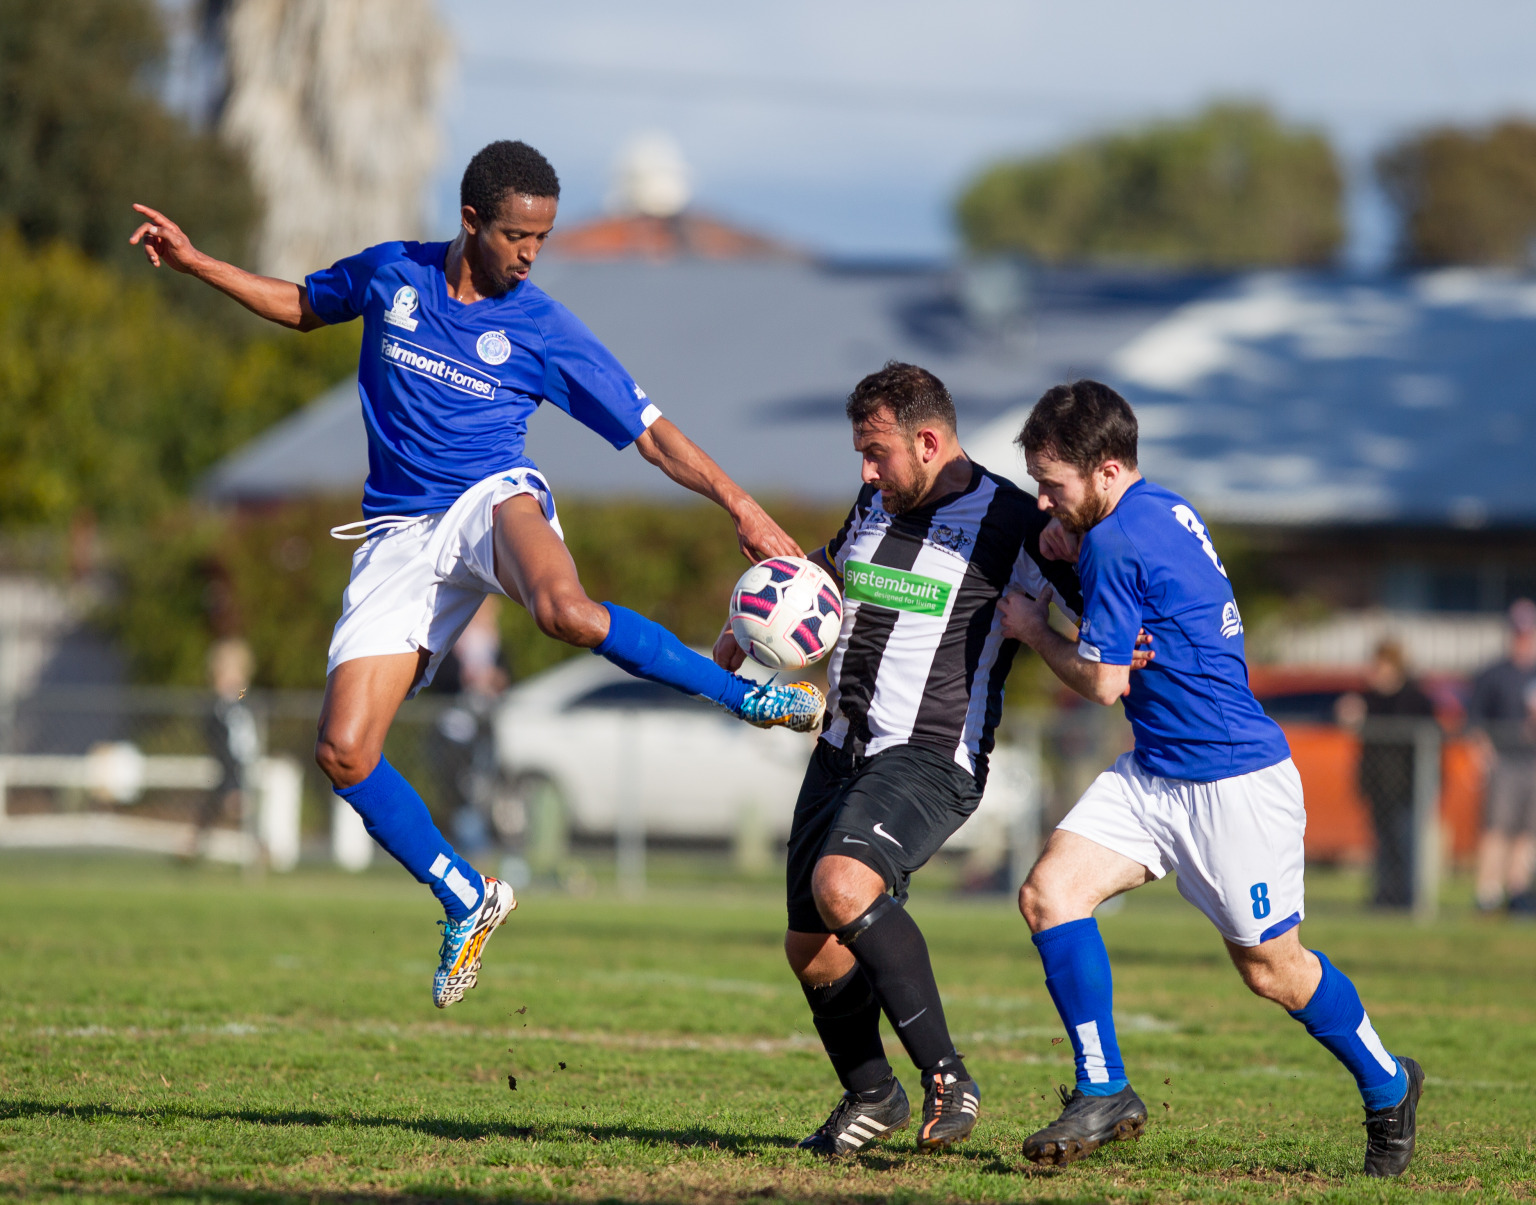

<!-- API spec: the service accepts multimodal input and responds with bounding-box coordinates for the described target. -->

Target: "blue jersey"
[1075,479,1289,781]
[306,241,657,518]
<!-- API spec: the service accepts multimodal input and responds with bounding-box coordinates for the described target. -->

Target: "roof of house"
[968,269,1536,527]
[202,263,1536,528]
[200,260,1207,506]
[544,211,803,261]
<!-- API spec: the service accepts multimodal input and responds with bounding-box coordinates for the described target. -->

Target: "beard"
[1055,484,1114,533]
[878,472,930,515]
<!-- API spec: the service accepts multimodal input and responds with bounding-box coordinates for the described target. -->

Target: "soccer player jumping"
[999,381,1421,1178]
[130,140,824,1008]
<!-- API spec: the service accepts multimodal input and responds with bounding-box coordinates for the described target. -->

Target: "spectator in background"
[1336,639,1436,909]
[428,598,510,853]
[1468,599,1536,915]
[196,637,260,855]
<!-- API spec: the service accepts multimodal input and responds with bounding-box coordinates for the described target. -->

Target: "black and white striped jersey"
[820,462,1082,782]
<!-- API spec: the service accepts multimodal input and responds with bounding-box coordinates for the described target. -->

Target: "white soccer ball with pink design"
[729,556,843,671]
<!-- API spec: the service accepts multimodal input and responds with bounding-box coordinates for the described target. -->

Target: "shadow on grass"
[0,1097,798,1152]
[5,1178,1100,1205]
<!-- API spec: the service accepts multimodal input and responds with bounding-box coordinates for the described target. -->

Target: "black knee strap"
[801,965,874,1019]
[834,892,900,948]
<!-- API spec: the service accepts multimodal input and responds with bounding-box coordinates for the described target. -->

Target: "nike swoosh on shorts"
[842,835,869,846]
[872,823,903,848]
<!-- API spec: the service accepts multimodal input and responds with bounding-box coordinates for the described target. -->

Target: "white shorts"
[1058,752,1306,947]
[326,468,562,696]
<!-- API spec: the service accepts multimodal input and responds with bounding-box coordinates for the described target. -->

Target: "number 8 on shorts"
[1250,882,1271,919]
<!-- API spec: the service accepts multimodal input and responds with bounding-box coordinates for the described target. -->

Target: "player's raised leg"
[317,653,516,1008]
[491,494,823,730]
[1017,829,1153,1165]
[1227,932,1421,1177]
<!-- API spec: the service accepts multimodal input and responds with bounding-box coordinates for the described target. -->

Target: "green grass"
[2,854,1534,1203]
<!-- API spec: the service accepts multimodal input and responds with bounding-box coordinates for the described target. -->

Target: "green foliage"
[107,498,850,689]
[1,857,1532,1200]
[956,103,1343,268]
[1378,119,1536,267]
[0,230,360,530]
[0,0,256,273]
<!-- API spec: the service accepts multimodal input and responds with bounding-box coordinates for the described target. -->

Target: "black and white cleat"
[797,1079,911,1157]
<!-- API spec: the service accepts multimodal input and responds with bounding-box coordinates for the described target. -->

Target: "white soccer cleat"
[736,680,826,733]
[432,876,516,1009]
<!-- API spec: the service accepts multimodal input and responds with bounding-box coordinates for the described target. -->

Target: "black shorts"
[786,740,982,934]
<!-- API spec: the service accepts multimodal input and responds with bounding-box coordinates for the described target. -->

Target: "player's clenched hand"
[1039,518,1080,563]
[998,586,1053,647]
[128,204,202,273]
[712,621,747,671]
[731,498,802,562]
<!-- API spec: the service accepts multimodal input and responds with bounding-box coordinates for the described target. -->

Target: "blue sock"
[1289,951,1407,1111]
[1033,918,1129,1095]
[335,758,484,921]
[594,602,750,711]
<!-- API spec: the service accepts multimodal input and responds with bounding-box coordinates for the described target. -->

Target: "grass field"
[2,853,1534,1203]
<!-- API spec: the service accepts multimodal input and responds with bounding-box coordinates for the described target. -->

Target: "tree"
[0,230,359,530]
[1378,119,1536,267]
[956,103,1343,268]
[0,0,256,271]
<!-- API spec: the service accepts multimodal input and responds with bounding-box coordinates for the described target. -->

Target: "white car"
[490,654,1040,858]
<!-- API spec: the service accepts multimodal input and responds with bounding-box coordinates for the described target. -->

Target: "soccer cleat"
[737,680,825,733]
[918,1070,981,1151]
[1363,1056,1424,1177]
[432,876,516,1009]
[798,1078,910,1156]
[1022,1083,1148,1166]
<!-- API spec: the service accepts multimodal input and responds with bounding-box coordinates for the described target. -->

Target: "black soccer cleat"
[1022,1083,1148,1166]
[1363,1056,1424,1178]
[918,1069,981,1150]
[797,1078,910,1157]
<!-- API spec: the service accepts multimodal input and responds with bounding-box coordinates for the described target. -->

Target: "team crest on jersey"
[929,523,973,554]
[384,285,420,331]
[476,330,511,365]
[1221,600,1244,638]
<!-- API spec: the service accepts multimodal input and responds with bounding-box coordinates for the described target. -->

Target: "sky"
[432,2,1536,266]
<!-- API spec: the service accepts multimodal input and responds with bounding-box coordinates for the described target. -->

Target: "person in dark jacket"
[1336,639,1436,909]
[1468,599,1536,914]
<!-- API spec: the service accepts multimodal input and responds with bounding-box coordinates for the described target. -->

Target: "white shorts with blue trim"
[326,467,562,696]
[1057,752,1306,947]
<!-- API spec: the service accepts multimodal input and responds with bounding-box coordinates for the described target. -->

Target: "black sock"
[801,965,894,1095]
[835,895,968,1082]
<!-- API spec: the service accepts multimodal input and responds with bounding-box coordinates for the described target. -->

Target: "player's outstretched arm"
[635,417,802,562]
[998,587,1143,705]
[128,204,325,332]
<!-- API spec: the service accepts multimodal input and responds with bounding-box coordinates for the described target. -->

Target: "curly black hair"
[846,361,956,433]
[460,140,560,222]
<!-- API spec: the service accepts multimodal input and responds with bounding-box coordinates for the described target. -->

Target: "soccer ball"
[729,556,843,671]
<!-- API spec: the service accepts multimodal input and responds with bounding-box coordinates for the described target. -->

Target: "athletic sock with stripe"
[335,757,485,921]
[801,965,894,1095]
[835,895,968,1082]
[1032,917,1129,1096]
[1288,950,1408,1111]
[594,602,750,711]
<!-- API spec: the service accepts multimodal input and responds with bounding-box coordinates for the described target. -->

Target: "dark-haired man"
[716,362,1085,1154]
[130,140,824,1008]
[998,380,1422,1177]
